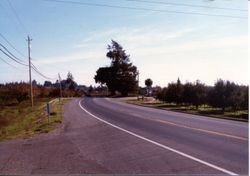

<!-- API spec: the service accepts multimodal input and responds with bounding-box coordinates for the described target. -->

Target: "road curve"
[0,98,248,175]
[81,97,248,175]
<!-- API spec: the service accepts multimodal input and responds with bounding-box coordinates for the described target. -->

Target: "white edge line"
[78,99,238,176]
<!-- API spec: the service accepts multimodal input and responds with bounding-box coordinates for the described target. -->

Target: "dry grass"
[0,98,71,141]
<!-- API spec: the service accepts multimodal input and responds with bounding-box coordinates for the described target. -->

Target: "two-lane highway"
[80,97,248,175]
[0,98,248,175]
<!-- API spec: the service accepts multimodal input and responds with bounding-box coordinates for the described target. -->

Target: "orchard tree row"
[156,78,248,111]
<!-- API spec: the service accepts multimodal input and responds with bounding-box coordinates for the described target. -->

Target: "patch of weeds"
[0,98,71,141]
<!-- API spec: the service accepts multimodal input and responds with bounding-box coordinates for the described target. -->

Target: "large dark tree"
[94,40,138,96]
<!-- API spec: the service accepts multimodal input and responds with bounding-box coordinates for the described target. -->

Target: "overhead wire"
[41,0,247,19]
[126,0,247,12]
[0,56,18,69]
[0,43,26,63]
[0,2,25,36]
[32,59,68,73]
[0,43,56,80]
[31,62,57,80]
[6,0,29,35]
[0,0,57,81]
[0,48,28,66]
[0,33,27,58]
[3,0,246,83]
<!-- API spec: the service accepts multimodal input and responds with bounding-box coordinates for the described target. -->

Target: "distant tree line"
[156,78,248,111]
[0,72,84,106]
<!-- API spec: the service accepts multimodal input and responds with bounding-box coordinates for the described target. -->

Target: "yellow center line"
[128,112,247,141]
[154,119,248,141]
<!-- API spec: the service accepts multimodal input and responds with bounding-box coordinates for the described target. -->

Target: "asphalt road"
[0,98,248,175]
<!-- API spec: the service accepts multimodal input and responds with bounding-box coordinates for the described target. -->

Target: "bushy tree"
[182,82,194,105]
[94,40,138,96]
[145,78,153,87]
[191,81,207,109]
[156,87,167,102]
[207,79,247,111]
[207,79,226,111]
[165,78,183,104]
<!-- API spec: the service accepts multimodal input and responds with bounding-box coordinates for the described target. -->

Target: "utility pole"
[58,73,62,101]
[137,71,140,99]
[27,36,33,107]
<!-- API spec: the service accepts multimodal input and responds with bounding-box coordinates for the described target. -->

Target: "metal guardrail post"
[46,102,50,125]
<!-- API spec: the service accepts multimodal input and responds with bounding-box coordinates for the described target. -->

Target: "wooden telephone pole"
[27,36,33,107]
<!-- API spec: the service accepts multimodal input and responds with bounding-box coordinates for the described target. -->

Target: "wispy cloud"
[37,26,197,65]
[38,26,247,65]
[129,35,247,57]
[75,26,197,50]
[33,25,247,86]
[35,50,104,65]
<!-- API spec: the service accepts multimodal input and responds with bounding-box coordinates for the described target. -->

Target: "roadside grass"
[125,99,248,121]
[0,98,71,141]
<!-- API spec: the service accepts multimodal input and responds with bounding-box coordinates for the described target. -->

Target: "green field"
[126,98,248,122]
[0,98,71,141]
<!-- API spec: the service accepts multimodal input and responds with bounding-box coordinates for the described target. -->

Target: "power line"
[25,37,56,81]
[0,32,27,57]
[0,46,56,80]
[0,48,28,66]
[126,0,247,12]
[0,42,54,80]
[0,36,56,91]
[31,62,56,80]
[31,58,68,73]
[0,43,26,64]
[41,0,247,20]
[6,0,29,34]
[0,56,18,69]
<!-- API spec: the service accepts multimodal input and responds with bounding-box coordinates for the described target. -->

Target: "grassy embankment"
[0,98,71,141]
[126,98,248,122]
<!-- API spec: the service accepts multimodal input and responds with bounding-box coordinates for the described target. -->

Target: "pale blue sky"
[0,0,248,87]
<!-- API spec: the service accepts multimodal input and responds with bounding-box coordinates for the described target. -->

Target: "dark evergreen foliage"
[94,40,138,96]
